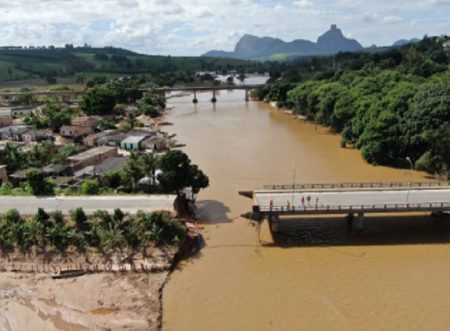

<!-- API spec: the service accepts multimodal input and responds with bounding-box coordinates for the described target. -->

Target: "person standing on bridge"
[269,199,273,211]
[301,196,305,208]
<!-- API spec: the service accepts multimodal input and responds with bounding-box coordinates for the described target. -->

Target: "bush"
[80,179,102,195]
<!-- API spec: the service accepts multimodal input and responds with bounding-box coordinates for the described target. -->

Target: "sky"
[0,0,449,56]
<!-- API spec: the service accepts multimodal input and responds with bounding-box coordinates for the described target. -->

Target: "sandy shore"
[0,247,177,331]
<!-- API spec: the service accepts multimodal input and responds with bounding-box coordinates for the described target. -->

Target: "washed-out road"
[0,195,176,214]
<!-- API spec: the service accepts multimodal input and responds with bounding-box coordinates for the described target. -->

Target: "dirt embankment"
[0,247,177,331]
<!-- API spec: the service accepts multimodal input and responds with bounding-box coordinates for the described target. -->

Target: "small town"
[0,84,182,195]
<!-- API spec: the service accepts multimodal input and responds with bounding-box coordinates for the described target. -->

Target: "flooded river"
[162,85,450,330]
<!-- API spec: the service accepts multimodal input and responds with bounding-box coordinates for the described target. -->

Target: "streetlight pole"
[291,159,296,208]
[406,156,413,204]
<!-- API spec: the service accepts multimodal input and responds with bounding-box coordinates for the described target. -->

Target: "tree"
[71,208,88,231]
[158,150,209,194]
[80,179,102,195]
[81,86,116,115]
[25,171,55,195]
[123,152,145,191]
[45,100,71,132]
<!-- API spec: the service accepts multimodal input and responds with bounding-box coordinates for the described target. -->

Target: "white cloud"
[0,0,448,55]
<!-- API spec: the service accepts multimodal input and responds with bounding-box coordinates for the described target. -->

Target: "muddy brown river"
[162,86,450,331]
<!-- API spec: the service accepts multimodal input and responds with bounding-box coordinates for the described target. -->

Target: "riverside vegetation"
[254,36,450,175]
[0,207,185,255]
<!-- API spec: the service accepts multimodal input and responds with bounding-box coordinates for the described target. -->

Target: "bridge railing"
[258,202,450,213]
[262,181,449,191]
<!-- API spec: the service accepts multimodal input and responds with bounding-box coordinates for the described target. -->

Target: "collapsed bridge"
[239,181,450,232]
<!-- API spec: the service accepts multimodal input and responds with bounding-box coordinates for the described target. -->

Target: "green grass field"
[0,47,252,85]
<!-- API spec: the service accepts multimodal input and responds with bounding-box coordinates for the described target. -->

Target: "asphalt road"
[0,195,176,215]
[255,188,450,209]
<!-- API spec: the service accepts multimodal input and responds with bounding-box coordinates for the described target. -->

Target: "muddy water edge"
[162,88,450,331]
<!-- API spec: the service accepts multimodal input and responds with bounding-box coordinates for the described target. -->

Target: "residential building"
[72,116,101,128]
[0,125,36,142]
[83,130,117,147]
[9,167,40,185]
[11,106,35,117]
[96,132,128,147]
[67,146,118,171]
[60,125,93,139]
[42,163,72,177]
[120,135,149,150]
[141,135,168,152]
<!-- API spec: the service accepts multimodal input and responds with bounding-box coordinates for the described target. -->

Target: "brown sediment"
[162,88,450,331]
[0,246,179,331]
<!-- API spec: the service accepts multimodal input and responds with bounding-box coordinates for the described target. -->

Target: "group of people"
[268,195,320,210]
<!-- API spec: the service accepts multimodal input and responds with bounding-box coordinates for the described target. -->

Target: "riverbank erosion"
[0,260,172,330]
[0,206,204,330]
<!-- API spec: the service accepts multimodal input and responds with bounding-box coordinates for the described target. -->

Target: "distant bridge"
[240,181,450,233]
[0,84,265,103]
[153,84,265,103]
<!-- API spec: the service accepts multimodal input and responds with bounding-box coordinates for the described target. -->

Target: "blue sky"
[0,0,448,55]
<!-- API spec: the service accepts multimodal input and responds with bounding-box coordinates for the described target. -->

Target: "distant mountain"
[392,38,420,47]
[203,25,363,59]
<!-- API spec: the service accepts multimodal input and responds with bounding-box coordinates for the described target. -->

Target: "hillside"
[203,25,363,59]
[0,46,252,84]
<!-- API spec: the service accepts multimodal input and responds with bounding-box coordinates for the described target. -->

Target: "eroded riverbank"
[162,89,450,330]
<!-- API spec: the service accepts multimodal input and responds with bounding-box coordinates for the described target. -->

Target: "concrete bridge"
[153,84,264,103]
[0,84,264,104]
[240,181,450,233]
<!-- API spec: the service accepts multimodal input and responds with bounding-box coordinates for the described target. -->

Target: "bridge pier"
[193,91,198,104]
[356,211,365,232]
[268,213,280,234]
[211,90,217,103]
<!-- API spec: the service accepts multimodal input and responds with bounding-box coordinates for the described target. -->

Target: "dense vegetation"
[255,36,450,174]
[0,208,185,253]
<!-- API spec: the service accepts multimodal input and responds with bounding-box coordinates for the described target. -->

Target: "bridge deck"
[252,185,450,216]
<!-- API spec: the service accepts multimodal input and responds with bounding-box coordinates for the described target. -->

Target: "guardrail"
[262,181,450,191]
[257,202,450,214]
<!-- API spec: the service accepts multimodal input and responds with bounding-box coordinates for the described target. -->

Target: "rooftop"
[10,167,41,179]
[68,146,117,162]
[121,135,148,145]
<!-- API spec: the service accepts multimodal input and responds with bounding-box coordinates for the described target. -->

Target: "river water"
[162,84,450,330]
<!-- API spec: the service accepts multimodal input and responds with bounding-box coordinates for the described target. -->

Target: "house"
[74,157,127,179]
[11,106,35,117]
[9,167,41,185]
[120,135,149,150]
[71,157,127,188]
[96,132,128,147]
[83,130,117,147]
[67,146,118,171]
[60,125,93,139]
[35,129,54,142]
[0,125,36,142]
[141,135,168,152]
[42,163,72,177]
[0,165,8,183]
[72,116,101,128]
